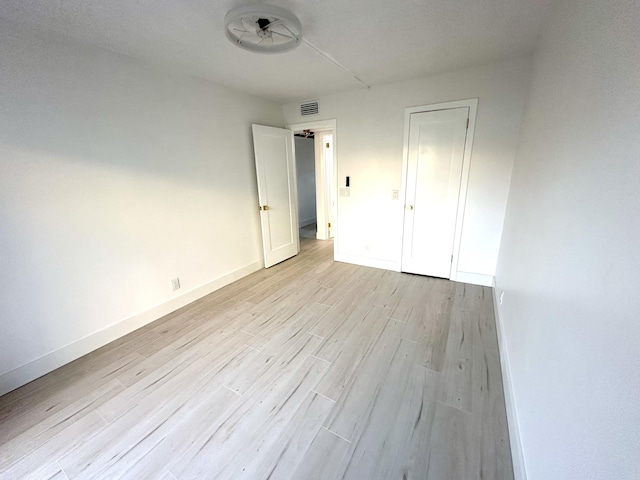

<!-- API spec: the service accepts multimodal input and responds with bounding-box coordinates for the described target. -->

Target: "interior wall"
[494,1,640,479]
[283,57,531,277]
[0,22,284,390]
[294,137,316,227]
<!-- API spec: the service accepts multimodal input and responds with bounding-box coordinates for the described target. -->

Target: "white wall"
[495,1,640,479]
[294,137,316,226]
[283,57,531,277]
[0,22,283,393]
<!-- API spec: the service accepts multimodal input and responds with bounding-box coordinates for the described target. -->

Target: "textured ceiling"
[0,0,557,103]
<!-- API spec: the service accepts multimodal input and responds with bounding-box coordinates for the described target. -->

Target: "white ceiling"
[0,0,557,103]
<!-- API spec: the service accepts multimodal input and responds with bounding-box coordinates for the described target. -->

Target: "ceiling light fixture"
[224,4,302,54]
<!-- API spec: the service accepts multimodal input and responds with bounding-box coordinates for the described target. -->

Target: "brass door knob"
[407,204,414,210]
[259,205,269,211]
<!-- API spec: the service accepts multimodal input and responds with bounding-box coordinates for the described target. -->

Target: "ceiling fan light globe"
[224,4,302,54]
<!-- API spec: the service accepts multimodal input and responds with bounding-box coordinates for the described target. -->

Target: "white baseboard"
[299,217,317,228]
[492,278,528,480]
[334,253,400,272]
[454,271,493,286]
[0,259,264,397]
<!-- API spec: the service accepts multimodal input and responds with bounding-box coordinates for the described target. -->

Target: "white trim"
[399,98,479,281]
[312,132,329,241]
[299,217,317,228]
[286,119,338,260]
[0,259,264,396]
[334,253,400,272]
[492,277,528,480]
[455,271,493,287]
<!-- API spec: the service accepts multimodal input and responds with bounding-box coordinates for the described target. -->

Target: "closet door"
[401,107,469,278]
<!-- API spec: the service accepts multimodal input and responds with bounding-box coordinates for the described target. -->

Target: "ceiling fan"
[224,4,302,54]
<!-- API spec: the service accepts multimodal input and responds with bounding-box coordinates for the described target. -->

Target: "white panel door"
[401,107,469,278]
[252,124,299,268]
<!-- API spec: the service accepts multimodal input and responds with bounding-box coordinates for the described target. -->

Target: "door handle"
[259,205,269,211]
[406,204,414,210]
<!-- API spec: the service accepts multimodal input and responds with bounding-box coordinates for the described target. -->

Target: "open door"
[252,124,300,268]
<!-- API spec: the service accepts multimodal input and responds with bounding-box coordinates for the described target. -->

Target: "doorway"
[400,99,477,280]
[287,120,337,254]
[293,130,317,238]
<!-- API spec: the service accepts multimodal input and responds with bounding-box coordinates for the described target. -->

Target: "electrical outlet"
[339,187,350,197]
[172,277,181,291]
[499,291,504,305]
[391,189,399,200]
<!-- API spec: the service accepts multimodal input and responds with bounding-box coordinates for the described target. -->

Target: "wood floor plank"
[290,427,351,480]
[340,339,440,480]
[427,402,473,480]
[0,380,123,470]
[245,303,330,354]
[455,281,486,312]
[97,330,254,422]
[58,376,237,479]
[370,270,407,310]
[237,392,335,480]
[401,291,453,372]
[118,312,251,386]
[309,288,377,340]
[168,342,328,479]
[63,386,240,480]
[322,319,405,438]
[478,287,500,353]
[469,306,514,480]
[0,351,139,446]
[134,300,256,358]
[314,303,390,363]
[242,269,330,317]
[0,412,106,479]
[313,306,393,401]
[316,262,359,291]
[315,265,381,309]
[438,310,475,412]
[212,390,334,480]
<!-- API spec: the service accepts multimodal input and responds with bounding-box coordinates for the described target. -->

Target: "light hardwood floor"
[0,238,513,479]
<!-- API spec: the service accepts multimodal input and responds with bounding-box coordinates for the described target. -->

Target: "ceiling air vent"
[300,100,319,116]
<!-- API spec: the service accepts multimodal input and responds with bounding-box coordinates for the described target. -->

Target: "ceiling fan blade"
[277,22,299,39]
[270,30,294,40]
[241,17,257,33]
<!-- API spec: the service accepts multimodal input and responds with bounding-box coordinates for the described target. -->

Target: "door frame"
[399,99,478,281]
[312,130,334,240]
[286,119,338,258]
